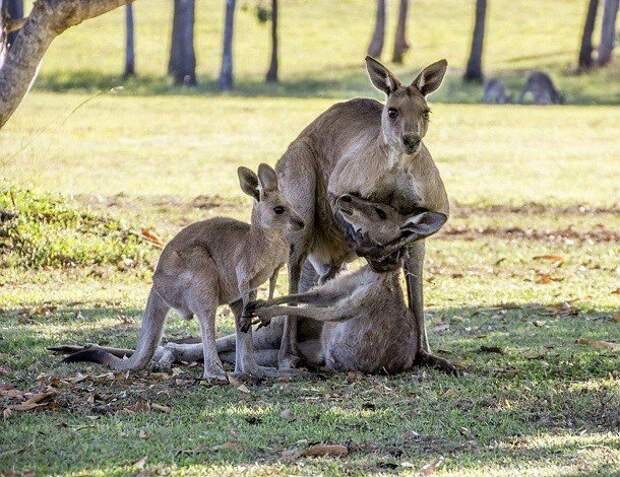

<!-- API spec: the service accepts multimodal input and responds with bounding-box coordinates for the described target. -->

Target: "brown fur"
[63,164,304,381]
[273,57,453,372]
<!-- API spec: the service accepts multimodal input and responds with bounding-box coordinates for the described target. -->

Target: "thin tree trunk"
[219,0,236,90]
[464,0,486,82]
[392,0,410,63]
[265,0,278,83]
[597,0,619,65]
[367,0,386,58]
[0,0,132,129]
[123,3,135,78]
[168,0,196,86]
[6,0,22,46]
[578,0,599,70]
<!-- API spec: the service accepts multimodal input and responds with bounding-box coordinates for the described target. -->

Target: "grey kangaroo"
[273,57,453,373]
[64,164,304,381]
[482,78,512,104]
[518,71,564,105]
[242,194,447,374]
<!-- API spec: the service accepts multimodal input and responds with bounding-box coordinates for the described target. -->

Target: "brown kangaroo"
[63,164,304,381]
[273,57,453,372]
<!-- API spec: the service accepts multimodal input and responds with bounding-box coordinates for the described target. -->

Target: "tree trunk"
[265,0,278,83]
[578,0,599,70]
[219,0,236,90]
[367,0,386,58]
[392,0,410,63]
[123,3,135,78]
[597,0,619,65]
[463,0,486,82]
[0,0,132,129]
[168,0,196,86]
[6,0,22,46]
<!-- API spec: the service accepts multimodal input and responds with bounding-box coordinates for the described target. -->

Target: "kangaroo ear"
[365,56,402,95]
[238,166,260,201]
[412,59,448,97]
[400,211,447,240]
[257,163,278,193]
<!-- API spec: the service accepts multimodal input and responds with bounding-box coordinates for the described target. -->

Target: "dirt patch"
[439,223,620,243]
[453,201,620,217]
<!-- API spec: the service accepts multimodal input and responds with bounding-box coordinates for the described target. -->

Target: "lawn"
[1,0,620,476]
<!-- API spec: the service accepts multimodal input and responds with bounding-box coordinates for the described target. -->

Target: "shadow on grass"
[31,65,620,105]
[1,302,619,475]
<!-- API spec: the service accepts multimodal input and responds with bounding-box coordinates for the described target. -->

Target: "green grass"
[1,0,620,475]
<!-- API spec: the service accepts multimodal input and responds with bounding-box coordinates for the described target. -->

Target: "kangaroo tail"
[63,290,169,370]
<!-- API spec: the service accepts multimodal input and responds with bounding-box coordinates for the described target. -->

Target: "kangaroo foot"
[201,364,229,384]
[417,350,463,377]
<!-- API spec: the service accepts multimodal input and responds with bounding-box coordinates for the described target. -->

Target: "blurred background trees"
[463,0,487,82]
[168,0,196,86]
[123,3,135,78]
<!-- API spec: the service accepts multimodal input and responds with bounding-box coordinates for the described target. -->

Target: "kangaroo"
[61,195,447,375]
[273,57,453,373]
[518,71,564,105]
[242,195,447,374]
[63,164,304,381]
[482,78,512,104]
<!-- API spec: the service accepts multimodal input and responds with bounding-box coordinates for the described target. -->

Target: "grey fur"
[482,78,512,104]
[518,71,564,105]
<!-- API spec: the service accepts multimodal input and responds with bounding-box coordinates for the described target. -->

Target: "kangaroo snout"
[290,216,305,231]
[402,134,421,153]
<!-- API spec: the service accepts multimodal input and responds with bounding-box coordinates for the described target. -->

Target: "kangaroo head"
[336,194,446,246]
[238,163,305,233]
[366,57,447,156]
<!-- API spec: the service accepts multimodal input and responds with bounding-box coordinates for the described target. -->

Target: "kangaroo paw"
[417,350,463,377]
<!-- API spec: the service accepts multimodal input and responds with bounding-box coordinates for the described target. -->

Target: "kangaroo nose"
[291,218,305,230]
[403,134,421,150]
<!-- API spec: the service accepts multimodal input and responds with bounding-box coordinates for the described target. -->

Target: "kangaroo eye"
[387,108,399,119]
[423,110,431,120]
[374,207,387,220]
[273,206,285,214]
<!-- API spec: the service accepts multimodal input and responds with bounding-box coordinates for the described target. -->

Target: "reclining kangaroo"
[58,196,446,374]
[63,164,304,381]
[274,57,453,372]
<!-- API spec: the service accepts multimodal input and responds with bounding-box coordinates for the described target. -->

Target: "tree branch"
[0,0,133,129]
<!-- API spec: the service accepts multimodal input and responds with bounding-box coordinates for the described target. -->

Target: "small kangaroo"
[64,163,304,381]
[242,194,447,374]
[482,78,512,104]
[518,71,564,105]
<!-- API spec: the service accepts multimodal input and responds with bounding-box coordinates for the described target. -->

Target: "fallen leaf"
[451,273,464,279]
[0,365,10,375]
[9,391,56,411]
[151,403,171,413]
[301,443,348,458]
[611,288,620,295]
[139,430,148,439]
[141,228,164,248]
[418,456,445,476]
[280,408,294,421]
[236,384,251,394]
[479,345,504,354]
[533,255,564,263]
[532,320,545,327]
[576,338,620,351]
[613,313,620,323]
[134,456,147,470]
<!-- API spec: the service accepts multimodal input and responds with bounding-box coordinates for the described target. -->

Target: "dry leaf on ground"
[417,456,445,476]
[575,338,620,351]
[533,255,564,263]
[141,228,163,247]
[151,403,171,413]
[301,443,348,458]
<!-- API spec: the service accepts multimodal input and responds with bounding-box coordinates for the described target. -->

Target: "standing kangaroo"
[274,57,453,372]
[243,195,447,374]
[64,164,304,381]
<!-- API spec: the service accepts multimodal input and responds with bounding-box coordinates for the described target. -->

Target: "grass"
[1,0,620,475]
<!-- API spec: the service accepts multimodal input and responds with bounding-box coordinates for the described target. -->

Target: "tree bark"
[367,0,386,58]
[463,0,486,82]
[597,0,619,65]
[265,0,277,83]
[0,0,132,129]
[6,0,22,46]
[392,0,409,63]
[168,0,196,86]
[219,0,236,90]
[578,0,599,70]
[123,3,135,78]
